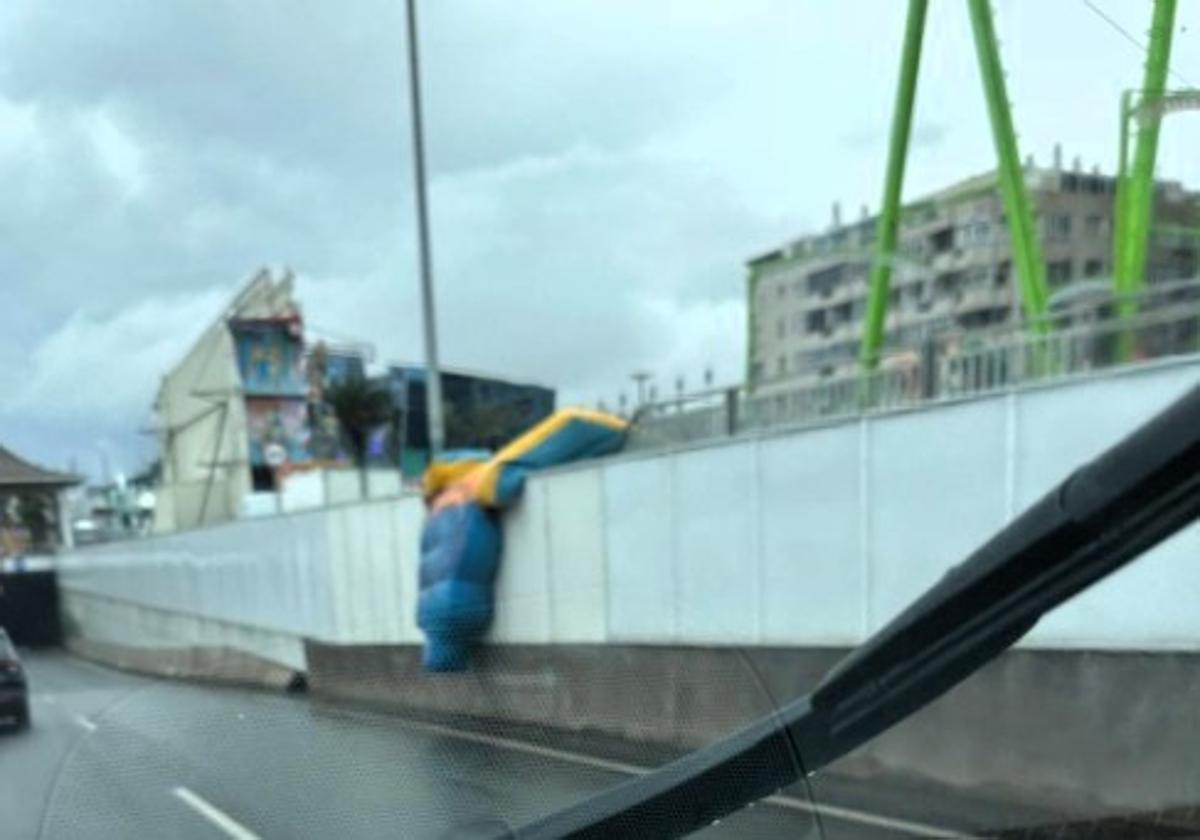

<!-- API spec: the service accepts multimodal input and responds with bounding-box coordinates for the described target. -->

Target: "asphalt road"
[0,652,996,839]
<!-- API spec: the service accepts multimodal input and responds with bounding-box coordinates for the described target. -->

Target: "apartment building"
[748,152,1200,388]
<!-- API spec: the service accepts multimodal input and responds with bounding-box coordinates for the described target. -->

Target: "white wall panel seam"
[858,415,871,639]
[751,438,764,644]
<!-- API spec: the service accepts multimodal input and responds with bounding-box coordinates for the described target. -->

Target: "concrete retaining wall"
[67,633,302,690]
[305,640,1200,816]
[59,588,308,671]
[56,358,1200,662]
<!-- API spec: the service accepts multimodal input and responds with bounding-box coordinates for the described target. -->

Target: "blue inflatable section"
[416,409,628,671]
[416,502,501,671]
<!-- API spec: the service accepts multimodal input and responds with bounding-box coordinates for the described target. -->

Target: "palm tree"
[323,373,396,497]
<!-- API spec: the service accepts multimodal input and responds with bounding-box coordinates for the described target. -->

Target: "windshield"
[2,2,1200,839]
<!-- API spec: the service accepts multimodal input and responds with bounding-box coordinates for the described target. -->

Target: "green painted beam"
[1115,0,1178,309]
[967,0,1049,333]
[860,0,929,372]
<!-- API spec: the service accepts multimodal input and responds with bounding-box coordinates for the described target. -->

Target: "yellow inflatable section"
[427,408,628,509]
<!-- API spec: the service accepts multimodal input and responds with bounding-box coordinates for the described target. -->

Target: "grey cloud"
[5,0,1185,477]
[838,121,948,152]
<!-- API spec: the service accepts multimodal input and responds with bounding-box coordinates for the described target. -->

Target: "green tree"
[323,374,396,496]
[17,493,52,551]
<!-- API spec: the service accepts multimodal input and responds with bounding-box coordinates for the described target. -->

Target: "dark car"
[0,628,29,731]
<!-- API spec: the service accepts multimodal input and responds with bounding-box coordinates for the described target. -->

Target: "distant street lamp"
[630,371,653,406]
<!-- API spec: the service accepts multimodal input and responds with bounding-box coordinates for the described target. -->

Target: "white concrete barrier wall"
[60,591,308,670]
[57,359,1200,668]
[598,360,1200,650]
[281,470,324,512]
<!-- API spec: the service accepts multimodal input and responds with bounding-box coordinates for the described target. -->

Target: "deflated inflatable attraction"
[417,408,628,670]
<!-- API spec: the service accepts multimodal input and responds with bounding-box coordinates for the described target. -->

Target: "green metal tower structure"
[861,0,1049,374]
[966,0,1049,330]
[858,0,928,374]
[1113,0,1179,319]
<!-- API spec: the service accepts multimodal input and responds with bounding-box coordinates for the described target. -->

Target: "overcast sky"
[1,1,1198,479]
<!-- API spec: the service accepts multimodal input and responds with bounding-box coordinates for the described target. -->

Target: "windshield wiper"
[515,383,1200,839]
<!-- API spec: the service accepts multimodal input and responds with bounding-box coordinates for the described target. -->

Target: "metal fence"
[628,305,1200,451]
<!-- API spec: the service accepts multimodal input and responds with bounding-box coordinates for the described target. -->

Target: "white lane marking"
[762,793,978,838]
[397,716,644,775]
[382,715,976,838]
[172,787,261,840]
[73,715,97,733]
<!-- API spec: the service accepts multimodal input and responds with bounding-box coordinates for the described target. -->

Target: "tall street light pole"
[404,0,445,456]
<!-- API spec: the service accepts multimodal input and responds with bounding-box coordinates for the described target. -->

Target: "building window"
[1084,214,1105,236]
[776,318,786,339]
[794,351,806,372]
[957,307,1009,330]
[936,271,964,297]
[792,312,806,334]
[1047,214,1072,241]
[964,220,991,244]
[750,362,764,384]
[807,264,845,298]
[777,356,787,377]
[904,281,927,305]
[806,309,828,335]
[1084,259,1105,278]
[994,260,1011,287]
[1047,259,1073,286]
[930,227,955,254]
[776,283,786,298]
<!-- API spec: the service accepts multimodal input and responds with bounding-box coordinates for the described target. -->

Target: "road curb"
[64,636,305,692]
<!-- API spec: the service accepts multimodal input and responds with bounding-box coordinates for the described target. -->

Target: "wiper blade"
[516,384,1200,839]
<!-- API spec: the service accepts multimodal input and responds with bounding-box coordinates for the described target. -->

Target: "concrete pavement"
[3,653,833,839]
[3,651,1070,839]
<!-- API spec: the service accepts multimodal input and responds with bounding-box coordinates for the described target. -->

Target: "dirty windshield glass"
[2,2,1200,838]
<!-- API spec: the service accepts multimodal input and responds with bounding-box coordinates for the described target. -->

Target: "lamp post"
[403,0,445,456]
